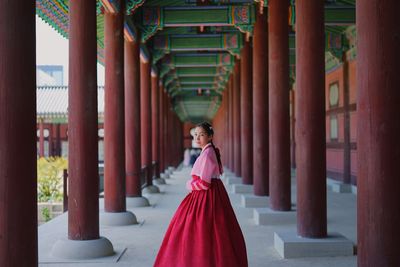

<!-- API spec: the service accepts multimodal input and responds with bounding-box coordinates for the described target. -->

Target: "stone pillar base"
[100,211,137,226]
[351,185,357,194]
[221,173,236,182]
[241,195,269,208]
[153,178,166,185]
[126,196,150,208]
[254,208,296,225]
[167,166,175,174]
[331,183,352,193]
[51,236,114,259]
[231,184,253,194]
[160,172,170,179]
[226,177,242,185]
[327,178,352,193]
[222,170,235,177]
[274,230,354,258]
[142,185,160,194]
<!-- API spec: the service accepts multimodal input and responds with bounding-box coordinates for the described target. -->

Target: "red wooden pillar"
[48,124,54,157]
[342,55,351,184]
[168,105,176,167]
[47,124,52,156]
[226,78,229,168]
[269,0,291,211]
[66,0,111,245]
[295,0,327,238]
[233,61,241,176]
[224,83,228,168]
[179,119,183,163]
[163,90,168,172]
[55,123,61,156]
[124,38,142,197]
[170,113,173,166]
[168,109,176,167]
[151,73,160,178]
[290,89,296,169]
[159,88,165,174]
[39,118,45,157]
[169,100,173,167]
[51,3,114,257]
[68,0,100,238]
[179,118,183,163]
[104,3,126,213]
[223,85,229,167]
[140,60,153,186]
[171,112,176,166]
[176,111,179,165]
[0,1,37,265]
[357,1,400,266]
[229,76,234,170]
[169,99,176,167]
[253,7,269,195]
[163,93,169,171]
[240,41,253,184]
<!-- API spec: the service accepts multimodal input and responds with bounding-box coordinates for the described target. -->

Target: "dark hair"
[196,122,223,174]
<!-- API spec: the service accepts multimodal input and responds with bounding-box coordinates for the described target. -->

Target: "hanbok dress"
[154,143,248,267]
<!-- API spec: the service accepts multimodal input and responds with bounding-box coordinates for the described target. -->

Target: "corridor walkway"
[38,166,357,267]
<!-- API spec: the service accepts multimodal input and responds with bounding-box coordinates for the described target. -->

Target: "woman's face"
[194,126,212,149]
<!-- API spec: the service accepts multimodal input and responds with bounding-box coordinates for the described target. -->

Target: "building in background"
[37,65,63,85]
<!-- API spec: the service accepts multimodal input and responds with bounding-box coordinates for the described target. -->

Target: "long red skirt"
[154,178,248,267]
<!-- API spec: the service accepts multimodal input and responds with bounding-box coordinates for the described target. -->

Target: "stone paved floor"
[38,166,357,267]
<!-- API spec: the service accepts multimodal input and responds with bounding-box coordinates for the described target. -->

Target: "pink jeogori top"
[187,143,222,191]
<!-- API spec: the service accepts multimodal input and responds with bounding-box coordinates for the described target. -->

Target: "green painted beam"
[325,6,355,25]
[185,0,253,3]
[163,53,234,67]
[140,5,255,42]
[172,90,221,97]
[179,80,226,88]
[171,90,221,99]
[175,84,221,89]
[325,25,348,34]
[166,79,181,89]
[177,96,222,123]
[146,6,254,26]
[143,0,189,7]
[164,73,178,86]
[175,67,228,76]
[165,74,229,89]
[290,53,295,66]
[289,34,295,50]
[153,27,196,35]
[179,77,220,83]
[336,0,355,5]
[178,74,219,79]
[153,33,243,56]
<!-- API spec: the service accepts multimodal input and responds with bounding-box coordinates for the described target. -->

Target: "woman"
[154,122,248,267]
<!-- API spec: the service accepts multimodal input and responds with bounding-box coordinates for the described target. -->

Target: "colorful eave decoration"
[36,0,69,38]
[140,5,255,43]
[152,33,243,61]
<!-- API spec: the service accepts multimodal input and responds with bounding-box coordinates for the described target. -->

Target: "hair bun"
[197,121,214,136]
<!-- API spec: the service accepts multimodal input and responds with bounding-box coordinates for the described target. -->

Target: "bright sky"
[35,15,105,86]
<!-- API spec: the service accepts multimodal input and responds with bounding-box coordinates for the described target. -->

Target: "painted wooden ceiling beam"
[153,33,243,55]
[140,5,255,42]
[162,53,234,67]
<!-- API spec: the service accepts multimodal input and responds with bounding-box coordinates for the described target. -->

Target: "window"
[329,82,339,141]
[330,115,338,141]
[329,82,339,108]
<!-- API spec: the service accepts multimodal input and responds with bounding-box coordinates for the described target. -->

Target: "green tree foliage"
[37,157,67,202]
[41,207,51,222]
